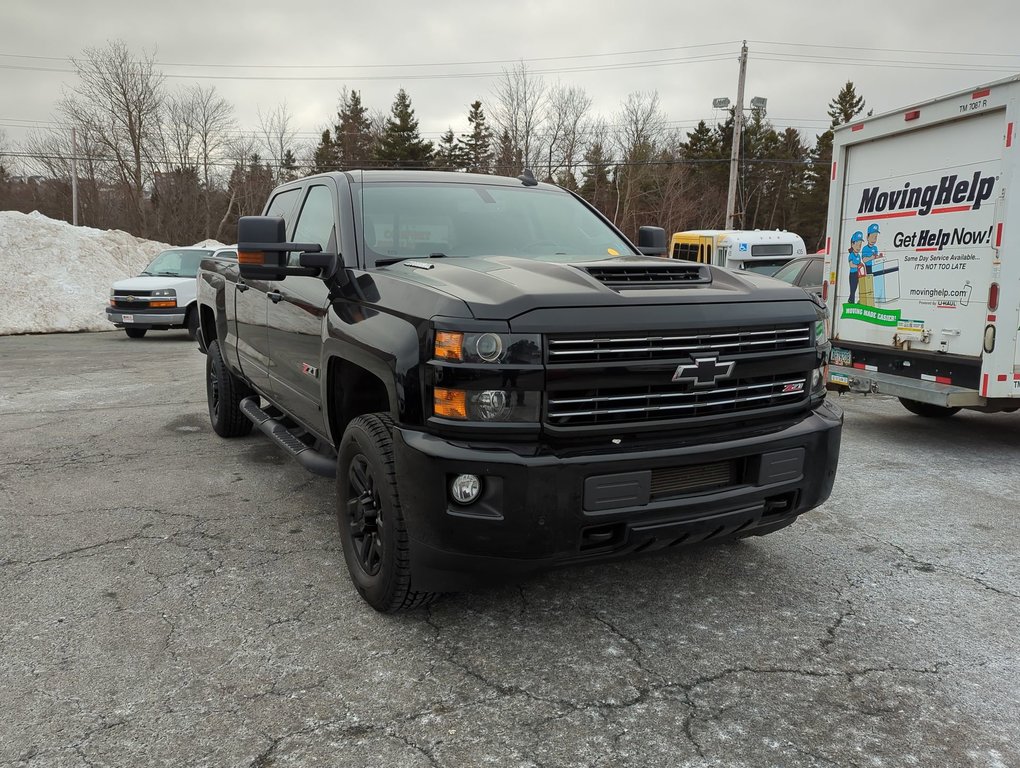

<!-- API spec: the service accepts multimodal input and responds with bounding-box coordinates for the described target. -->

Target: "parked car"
[107,247,235,339]
[771,255,823,299]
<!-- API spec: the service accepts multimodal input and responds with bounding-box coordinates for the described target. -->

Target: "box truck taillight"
[822,280,829,301]
[988,282,1000,312]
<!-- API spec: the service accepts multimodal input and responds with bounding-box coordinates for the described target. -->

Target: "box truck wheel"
[898,398,960,418]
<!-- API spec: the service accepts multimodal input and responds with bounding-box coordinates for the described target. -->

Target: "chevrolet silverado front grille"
[547,325,812,364]
[547,375,808,426]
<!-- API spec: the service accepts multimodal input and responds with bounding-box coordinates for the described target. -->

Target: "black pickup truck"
[196,170,842,612]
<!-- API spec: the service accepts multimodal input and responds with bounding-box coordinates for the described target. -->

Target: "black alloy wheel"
[336,414,439,612]
[346,454,384,577]
[205,340,253,437]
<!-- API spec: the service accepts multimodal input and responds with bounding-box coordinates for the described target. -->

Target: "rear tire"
[206,340,254,437]
[336,414,439,613]
[898,398,960,418]
[186,307,199,341]
[125,328,147,339]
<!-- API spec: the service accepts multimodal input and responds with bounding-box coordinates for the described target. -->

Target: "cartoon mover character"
[862,223,884,303]
[847,230,865,304]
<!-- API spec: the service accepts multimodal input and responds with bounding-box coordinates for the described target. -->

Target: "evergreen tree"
[280,149,299,182]
[311,129,340,173]
[797,81,867,249]
[374,89,433,169]
[492,128,522,177]
[460,100,493,174]
[579,141,614,217]
[336,89,375,168]
[433,128,468,171]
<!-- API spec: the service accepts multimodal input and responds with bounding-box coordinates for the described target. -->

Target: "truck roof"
[297,169,562,190]
[834,72,1020,134]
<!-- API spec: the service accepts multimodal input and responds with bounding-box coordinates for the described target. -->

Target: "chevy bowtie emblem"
[671,354,736,388]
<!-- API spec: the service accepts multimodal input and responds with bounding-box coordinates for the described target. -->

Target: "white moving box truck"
[824,75,1020,417]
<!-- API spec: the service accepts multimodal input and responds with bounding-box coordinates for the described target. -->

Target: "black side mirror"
[637,226,667,256]
[238,216,335,281]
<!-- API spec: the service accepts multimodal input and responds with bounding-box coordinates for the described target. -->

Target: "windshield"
[359,182,634,266]
[141,249,209,278]
[737,259,790,276]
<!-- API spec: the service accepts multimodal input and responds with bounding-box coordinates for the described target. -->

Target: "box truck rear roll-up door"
[832,108,1005,358]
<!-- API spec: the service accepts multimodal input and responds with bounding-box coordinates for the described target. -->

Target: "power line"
[0,41,741,70]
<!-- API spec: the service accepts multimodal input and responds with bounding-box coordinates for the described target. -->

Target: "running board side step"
[239,397,336,478]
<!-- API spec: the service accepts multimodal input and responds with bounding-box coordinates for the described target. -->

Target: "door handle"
[236,281,250,293]
[267,291,284,304]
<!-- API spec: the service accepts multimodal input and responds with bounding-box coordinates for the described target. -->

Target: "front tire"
[206,340,253,437]
[336,414,439,613]
[898,398,960,418]
[125,328,147,339]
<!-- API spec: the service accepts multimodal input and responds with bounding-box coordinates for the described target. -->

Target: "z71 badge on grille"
[671,354,736,388]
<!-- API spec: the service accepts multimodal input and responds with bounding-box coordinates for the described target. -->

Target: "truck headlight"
[434,387,540,422]
[434,331,542,365]
[150,288,177,298]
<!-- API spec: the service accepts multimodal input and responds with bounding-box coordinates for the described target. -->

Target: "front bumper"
[106,306,186,329]
[393,400,843,591]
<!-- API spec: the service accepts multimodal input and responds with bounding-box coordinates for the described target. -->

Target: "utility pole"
[726,41,748,230]
[70,126,79,226]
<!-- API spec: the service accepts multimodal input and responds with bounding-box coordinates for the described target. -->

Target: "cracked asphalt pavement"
[1,331,1018,768]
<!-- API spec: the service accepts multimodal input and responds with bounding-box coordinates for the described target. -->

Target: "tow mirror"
[238,216,339,281]
[637,226,667,256]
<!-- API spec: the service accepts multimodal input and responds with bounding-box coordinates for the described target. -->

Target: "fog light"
[450,474,482,505]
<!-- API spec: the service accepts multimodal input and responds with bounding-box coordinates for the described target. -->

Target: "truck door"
[234,187,302,395]
[266,183,333,435]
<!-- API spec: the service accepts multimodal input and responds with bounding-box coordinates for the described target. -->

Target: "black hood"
[377,255,815,321]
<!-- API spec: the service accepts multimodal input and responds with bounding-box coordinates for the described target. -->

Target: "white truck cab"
[107,247,236,339]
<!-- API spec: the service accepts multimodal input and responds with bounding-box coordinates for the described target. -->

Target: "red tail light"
[989,282,1000,312]
[822,280,829,301]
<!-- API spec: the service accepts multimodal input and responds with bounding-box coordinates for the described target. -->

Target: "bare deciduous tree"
[613,91,667,235]
[258,101,299,183]
[491,61,547,173]
[540,84,592,187]
[60,40,164,235]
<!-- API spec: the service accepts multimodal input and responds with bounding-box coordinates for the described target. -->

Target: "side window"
[801,258,824,286]
[771,260,806,284]
[264,188,301,228]
[291,185,336,266]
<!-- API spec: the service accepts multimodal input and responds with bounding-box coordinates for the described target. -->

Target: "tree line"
[0,40,868,250]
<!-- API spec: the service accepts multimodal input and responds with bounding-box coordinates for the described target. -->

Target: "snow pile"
[0,211,224,335]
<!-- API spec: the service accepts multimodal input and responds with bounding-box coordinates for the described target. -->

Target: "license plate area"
[830,346,852,367]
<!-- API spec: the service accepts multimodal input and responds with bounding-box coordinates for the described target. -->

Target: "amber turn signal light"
[237,250,263,265]
[433,388,467,419]
[434,331,464,361]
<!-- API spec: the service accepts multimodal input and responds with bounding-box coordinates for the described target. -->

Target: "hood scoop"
[582,263,712,289]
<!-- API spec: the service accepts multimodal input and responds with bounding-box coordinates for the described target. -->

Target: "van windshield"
[141,249,210,278]
[359,182,635,266]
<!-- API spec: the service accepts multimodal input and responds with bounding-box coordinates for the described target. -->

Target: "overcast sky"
[3,0,1020,165]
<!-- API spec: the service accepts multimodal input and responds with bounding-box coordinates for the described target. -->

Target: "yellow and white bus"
[668,229,807,275]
